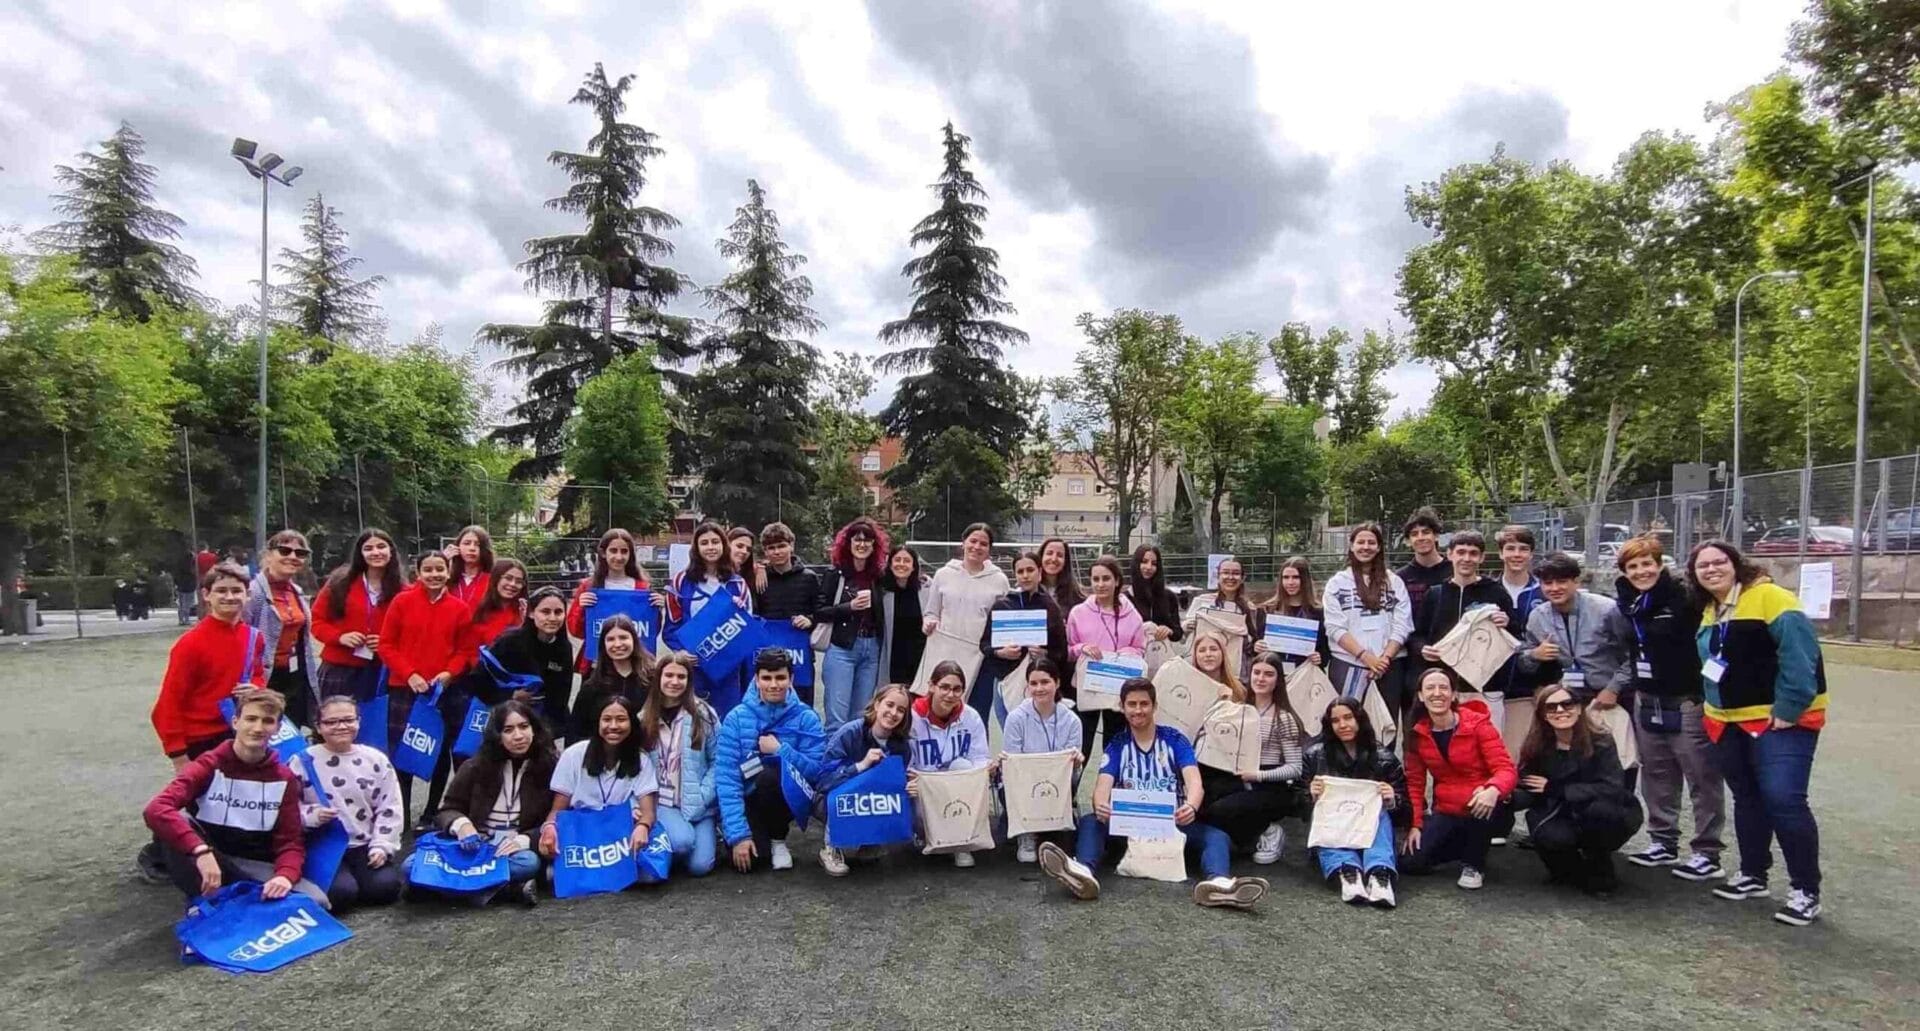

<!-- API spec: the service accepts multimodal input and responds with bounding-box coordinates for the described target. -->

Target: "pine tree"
[274,194,384,355]
[878,123,1029,531]
[690,179,822,529]
[479,63,692,481]
[35,121,201,321]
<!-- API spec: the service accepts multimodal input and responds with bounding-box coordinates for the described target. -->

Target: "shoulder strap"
[239,627,262,685]
[297,750,332,807]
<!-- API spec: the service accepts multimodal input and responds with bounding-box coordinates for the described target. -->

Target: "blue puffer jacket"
[657,698,720,821]
[815,718,913,795]
[714,687,827,845]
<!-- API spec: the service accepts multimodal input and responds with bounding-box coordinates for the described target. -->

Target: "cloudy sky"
[1,0,1806,416]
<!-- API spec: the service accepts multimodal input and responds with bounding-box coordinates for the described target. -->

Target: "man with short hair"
[1397,507,1453,617]
[714,648,827,873]
[143,687,330,906]
[1411,530,1515,676]
[1037,678,1269,910]
[756,522,826,705]
[1517,552,1630,707]
[1495,525,1547,618]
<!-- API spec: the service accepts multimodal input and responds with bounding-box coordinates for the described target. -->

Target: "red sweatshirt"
[309,577,395,668]
[144,740,305,882]
[152,617,268,757]
[449,569,491,608]
[461,599,525,665]
[377,584,472,688]
[1404,698,1517,830]
[564,574,652,673]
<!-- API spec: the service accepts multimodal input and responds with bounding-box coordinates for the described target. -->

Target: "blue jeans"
[1715,726,1821,893]
[1403,811,1494,873]
[821,637,879,728]
[1314,809,1398,879]
[1073,812,1232,880]
[402,829,540,886]
[656,806,717,877]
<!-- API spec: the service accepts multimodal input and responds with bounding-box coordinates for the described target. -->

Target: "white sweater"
[1319,567,1413,664]
[926,559,1010,632]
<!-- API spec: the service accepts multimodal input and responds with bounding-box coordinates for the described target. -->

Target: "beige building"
[1013,453,1120,544]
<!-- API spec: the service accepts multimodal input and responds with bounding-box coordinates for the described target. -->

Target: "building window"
[861,453,881,472]
[1067,478,1086,496]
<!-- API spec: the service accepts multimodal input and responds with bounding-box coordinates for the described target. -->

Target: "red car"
[1750,525,1857,555]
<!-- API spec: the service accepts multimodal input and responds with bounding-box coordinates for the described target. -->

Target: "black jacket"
[1510,736,1642,847]
[482,624,575,712]
[758,561,824,623]
[1127,583,1183,643]
[1411,577,1523,694]
[1396,558,1454,622]
[977,588,1071,688]
[1301,741,1411,829]
[1613,571,1704,699]
[816,568,881,650]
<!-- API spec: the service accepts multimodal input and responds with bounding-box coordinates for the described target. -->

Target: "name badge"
[1702,657,1726,684]
[1635,659,1653,680]
[288,653,300,673]
[739,755,764,782]
[1562,670,1586,691]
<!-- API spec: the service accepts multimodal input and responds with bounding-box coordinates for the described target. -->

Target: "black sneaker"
[1712,873,1769,901]
[1627,843,1679,868]
[515,880,539,908]
[134,841,170,884]
[1773,889,1820,926]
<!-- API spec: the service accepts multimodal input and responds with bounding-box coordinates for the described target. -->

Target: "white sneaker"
[1672,853,1725,882]
[1338,867,1366,904]
[1016,834,1038,863]
[1037,841,1099,900]
[1194,875,1269,909]
[1365,872,1396,909]
[1253,822,1285,865]
[953,850,976,868]
[1457,866,1484,890]
[770,841,794,871]
[1773,888,1822,926]
[819,846,849,878]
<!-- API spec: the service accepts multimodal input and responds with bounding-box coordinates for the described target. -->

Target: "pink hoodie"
[1065,594,1147,660]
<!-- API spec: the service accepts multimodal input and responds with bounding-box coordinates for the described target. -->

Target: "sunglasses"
[275,545,311,558]
[1542,699,1581,714]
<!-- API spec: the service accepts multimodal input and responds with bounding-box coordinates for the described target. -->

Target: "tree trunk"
[1541,400,1633,573]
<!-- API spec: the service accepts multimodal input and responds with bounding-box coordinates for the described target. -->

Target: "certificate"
[1110,788,1178,840]
[1078,654,1148,709]
[991,608,1049,648]
[1263,614,1319,657]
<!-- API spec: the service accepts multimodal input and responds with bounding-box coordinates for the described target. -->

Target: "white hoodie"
[926,558,1010,635]
[909,699,990,772]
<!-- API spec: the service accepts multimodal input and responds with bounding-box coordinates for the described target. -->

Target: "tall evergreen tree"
[690,179,822,529]
[35,121,201,321]
[274,194,384,355]
[479,62,692,481]
[878,123,1028,530]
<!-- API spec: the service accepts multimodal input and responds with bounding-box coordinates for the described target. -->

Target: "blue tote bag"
[635,825,673,883]
[295,753,351,891]
[450,698,491,760]
[217,697,307,766]
[782,757,818,831]
[551,806,640,899]
[583,589,662,660]
[354,666,389,750]
[391,686,445,781]
[406,832,510,895]
[176,882,351,974]
[824,756,914,849]
[759,619,815,687]
[676,592,762,682]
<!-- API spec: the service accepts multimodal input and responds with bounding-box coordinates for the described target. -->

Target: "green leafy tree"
[1332,421,1463,529]
[690,180,821,530]
[1268,322,1340,410]
[804,351,883,548]
[274,194,385,355]
[878,123,1029,530]
[1163,334,1265,551]
[0,256,185,631]
[1788,0,1920,159]
[34,122,201,322]
[1052,309,1184,550]
[1232,404,1329,552]
[1331,329,1399,445]
[895,427,1019,542]
[481,63,692,482]
[566,353,672,533]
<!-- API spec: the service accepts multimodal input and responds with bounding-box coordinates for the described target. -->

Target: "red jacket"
[144,740,305,882]
[564,574,651,673]
[151,617,267,757]
[309,577,395,668]
[377,584,472,688]
[449,569,491,608]
[1404,698,1517,829]
[461,600,525,665]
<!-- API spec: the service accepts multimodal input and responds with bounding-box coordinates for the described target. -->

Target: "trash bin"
[13,598,36,633]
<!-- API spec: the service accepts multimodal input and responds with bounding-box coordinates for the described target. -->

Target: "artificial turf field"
[2,633,1915,1030]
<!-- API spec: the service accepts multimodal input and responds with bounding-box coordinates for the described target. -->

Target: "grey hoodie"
[1002,697,1082,757]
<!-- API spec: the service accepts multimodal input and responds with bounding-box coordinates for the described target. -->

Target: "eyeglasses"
[1695,557,1732,570]
[275,546,311,558]
[933,682,966,693]
[319,716,360,727]
[1542,700,1581,714]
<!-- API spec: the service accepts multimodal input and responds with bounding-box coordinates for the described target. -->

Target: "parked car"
[1883,508,1919,553]
[1750,525,1856,555]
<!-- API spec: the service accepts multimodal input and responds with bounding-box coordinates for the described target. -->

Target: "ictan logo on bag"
[563,837,633,870]
[268,721,301,748]
[696,612,749,660]
[225,907,319,962]
[420,850,499,877]
[835,792,903,818]
[401,725,437,754]
[465,708,488,732]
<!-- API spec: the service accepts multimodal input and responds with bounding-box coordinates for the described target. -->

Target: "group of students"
[140,509,1831,928]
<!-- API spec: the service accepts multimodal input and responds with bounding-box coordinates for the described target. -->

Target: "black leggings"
[1199,772,1300,849]
[323,846,404,910]
[742,765,794,868]
[1078,709,1123,762]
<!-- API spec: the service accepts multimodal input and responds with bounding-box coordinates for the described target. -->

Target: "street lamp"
[1732,270,1800,542]
[1834,160,1877,641]
[230,138,304,560]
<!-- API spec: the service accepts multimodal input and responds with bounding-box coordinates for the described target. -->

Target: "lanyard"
[1039,709,1064,753]
[498,762,525,819]
[1558,606,1582,671]
[1629,593,1650,650]
[595,769,620,808]
[1098,601,1122,649]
